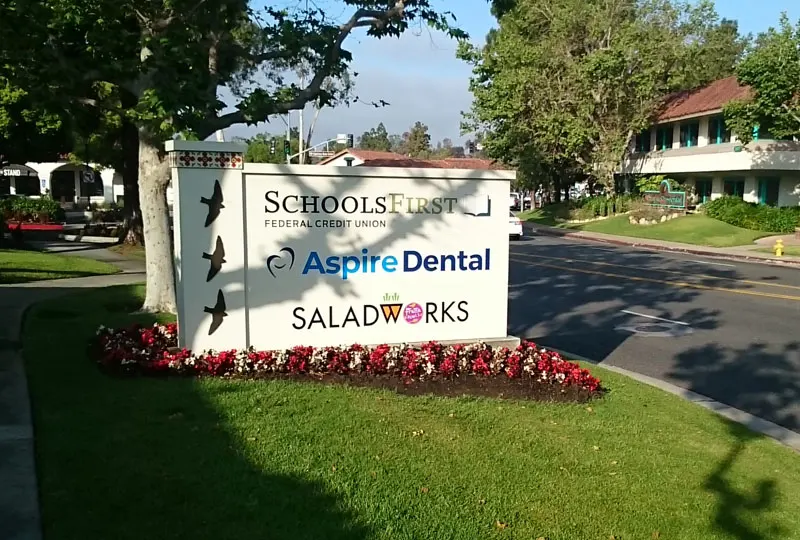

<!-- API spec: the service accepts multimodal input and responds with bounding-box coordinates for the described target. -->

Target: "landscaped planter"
[93,323,604,401]
[628,212,683,226]
[5,221,65,232]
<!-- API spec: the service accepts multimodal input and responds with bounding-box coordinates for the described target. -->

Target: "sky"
[225,0,800,148]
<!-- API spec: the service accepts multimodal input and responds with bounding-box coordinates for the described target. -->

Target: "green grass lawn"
[568,214,771,248]
[518,206,773,248]
[108,243,146,260]
[0,248,119,284]
[517,203,571,226]
[23,285,800,540]
[755,246,800,257]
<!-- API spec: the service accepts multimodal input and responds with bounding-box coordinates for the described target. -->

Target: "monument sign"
[167,140,514,352]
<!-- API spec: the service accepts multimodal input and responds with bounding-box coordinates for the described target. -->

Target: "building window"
[758,177,780,206]
[14,176,41,196]
[708,116,731,144]
[723,177,746,198]
[695,178,713,203]
[634,129,651,153]
[655,125,673,150]
[680,121,700,148]
[51,170,76,202]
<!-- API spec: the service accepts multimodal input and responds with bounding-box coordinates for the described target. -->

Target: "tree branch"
[196,1,406,138]
[134,0,208,35]
[782,103,800,126]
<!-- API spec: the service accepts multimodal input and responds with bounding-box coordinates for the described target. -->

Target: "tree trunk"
[138,133,176,313]
[553,176,562,204]
[120,119,144,245]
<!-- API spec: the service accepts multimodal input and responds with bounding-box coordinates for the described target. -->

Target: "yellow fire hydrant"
[774,238,784,257]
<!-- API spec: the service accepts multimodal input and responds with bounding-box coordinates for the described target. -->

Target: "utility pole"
[298,74,305,164]
[286,112,291,164]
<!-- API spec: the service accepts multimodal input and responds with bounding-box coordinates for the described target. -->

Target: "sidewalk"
[530,223,800,267]
[0,246,145,540]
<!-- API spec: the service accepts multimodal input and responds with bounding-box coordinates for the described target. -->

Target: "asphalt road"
[508,232,800,432]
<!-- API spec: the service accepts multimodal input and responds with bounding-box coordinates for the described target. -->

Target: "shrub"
[0,196,65,224]
[570,194,639,219]
[635,175,675,193]
[704,196,800,233]
[89,203,124,223]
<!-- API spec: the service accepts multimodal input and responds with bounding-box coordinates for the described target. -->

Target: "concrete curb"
[547,347,800,453]
[59,234,118,244]
[532,225,800,269]
[0,306,43,540]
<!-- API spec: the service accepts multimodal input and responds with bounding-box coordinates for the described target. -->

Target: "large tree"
[357,122,393,151]
[239,129,300,164]
[724,13,800,144]
[0,79,72,164]
[460,0,743,189]
[399,121,431,157]
[2,0,463,313]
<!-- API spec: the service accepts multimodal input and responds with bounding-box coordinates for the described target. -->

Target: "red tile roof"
[658,76,752,121]
[317,149,512,170]
[316,149,405,165]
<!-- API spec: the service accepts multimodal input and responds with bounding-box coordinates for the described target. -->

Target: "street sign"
[309,150,335,158]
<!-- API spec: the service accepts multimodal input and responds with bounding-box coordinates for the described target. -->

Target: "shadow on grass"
[705,423,782,540]
[22,285,372,540]
[0,268,112,284]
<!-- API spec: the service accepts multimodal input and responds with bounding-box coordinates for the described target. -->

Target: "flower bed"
[93,323,603,401]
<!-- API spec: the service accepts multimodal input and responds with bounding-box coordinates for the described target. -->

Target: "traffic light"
[346,134,354,148]
[467,141,475,154]
[270,139,276,154]
[283,139,290,156]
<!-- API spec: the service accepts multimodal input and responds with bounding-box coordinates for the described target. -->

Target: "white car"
[509,211,523,240]
[509,191,521,210]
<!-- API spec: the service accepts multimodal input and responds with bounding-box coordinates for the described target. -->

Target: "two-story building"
[620,76,800,207]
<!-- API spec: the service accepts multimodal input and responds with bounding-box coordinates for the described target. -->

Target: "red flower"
[91,323,603,393]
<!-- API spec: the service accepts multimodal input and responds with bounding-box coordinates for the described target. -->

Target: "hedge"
[0,196,65,224]
[703,196,800,233]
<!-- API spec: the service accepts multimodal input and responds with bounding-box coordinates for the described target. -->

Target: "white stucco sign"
[167,140,514,352]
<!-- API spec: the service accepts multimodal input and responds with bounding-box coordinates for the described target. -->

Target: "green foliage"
[635,175,674,193]
[0,195,65,224]
[240,131,300,164]
[723,14,800,144]
[461,0,743,188]
[704,196,800,233]
[0,76,73,163]
[357,122,393,151]
[399,121,432,157]
[568,194,638,219]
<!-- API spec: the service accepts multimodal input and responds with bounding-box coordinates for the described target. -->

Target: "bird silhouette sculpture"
[202,236,226,282]
[200,179,224,227]
[203,289,227,335]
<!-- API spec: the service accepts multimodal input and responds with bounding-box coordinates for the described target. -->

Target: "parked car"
[509,211,523,240]
[509,191,521,211]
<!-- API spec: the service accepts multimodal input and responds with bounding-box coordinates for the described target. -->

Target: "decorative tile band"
[169,151,244,169]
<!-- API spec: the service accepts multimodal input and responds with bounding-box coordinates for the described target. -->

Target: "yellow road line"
[512,251,800,292]
[510,256,800,302]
